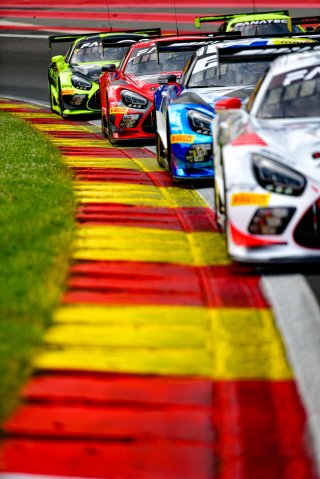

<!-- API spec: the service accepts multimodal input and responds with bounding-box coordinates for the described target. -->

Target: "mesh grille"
[294,199,320,249]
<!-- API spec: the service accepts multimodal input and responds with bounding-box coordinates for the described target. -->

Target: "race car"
[154,37,315,183]
[195,10,293,35]
[48,30,159,118]
[99,35,216,144]
[213,45,320,264]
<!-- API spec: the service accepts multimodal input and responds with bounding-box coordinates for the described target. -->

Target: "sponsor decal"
[109,107,128,114]
[79,41,100,49]
[273,38,314,45]
[234,19,288,27]
[231,192,270,207]
[61,89,76,95]
[171,134,195,143]
[283,65,320,86]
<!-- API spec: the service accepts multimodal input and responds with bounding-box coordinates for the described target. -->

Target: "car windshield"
[230,22,291,35]
[71,41,129,64]
[124,46,193,76]
[188,58,270,88]
[257,69,320,118]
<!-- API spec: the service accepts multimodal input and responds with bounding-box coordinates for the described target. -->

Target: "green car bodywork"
[195,11,320,36]
[194,10,294,35]
[48,30,159,118]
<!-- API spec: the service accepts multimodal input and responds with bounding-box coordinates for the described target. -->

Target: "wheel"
[214,182,226,232]
[101,110,108,137]
[156,131,166,167]
[102,102,115,144]
[58,82,67,119]
[48,82,55,112]
[165,123,177,181]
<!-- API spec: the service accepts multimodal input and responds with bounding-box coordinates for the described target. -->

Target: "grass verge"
[0,109,75,425]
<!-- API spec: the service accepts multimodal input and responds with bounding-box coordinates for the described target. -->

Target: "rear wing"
[101,34,153,49]
[155,32,241,50]
[217,42,320,64]
[154,33,243,60]
[49,28,161,48]
[195,10,290,28]
[231,31,320,40]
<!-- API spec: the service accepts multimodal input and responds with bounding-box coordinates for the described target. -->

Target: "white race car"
[213,45,320,264]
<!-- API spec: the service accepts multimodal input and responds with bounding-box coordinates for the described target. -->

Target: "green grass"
[0,110,76,425]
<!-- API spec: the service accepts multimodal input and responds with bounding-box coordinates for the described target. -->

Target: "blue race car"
[154,36,315,183]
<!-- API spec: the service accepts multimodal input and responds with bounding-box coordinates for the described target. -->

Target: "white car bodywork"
[213,48,320,263]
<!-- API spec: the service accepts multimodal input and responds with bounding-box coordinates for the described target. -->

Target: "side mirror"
[51,55,64,63]
[215,97,242,110]
[102,64,117,72]
[158,74,177,85]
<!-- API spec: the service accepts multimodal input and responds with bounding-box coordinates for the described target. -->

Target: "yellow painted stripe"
[34,346,213,376]
[0,103,39,109]
[12,112,57,119]
[49,138,113,147]
[34,124,90,131]
[211,308,292,379]
[74,182,206,207]
[72,225,229,265]
[64,156,163,171]
[53,304,209,326]
[34,305,292,379]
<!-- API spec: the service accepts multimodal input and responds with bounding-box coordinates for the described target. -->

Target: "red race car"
[99,35,213,144]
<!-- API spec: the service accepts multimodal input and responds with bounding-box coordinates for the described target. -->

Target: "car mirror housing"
[215,97,242,110]
[102,64,117,72]
[51,55,64,63]
[158,74,177,85]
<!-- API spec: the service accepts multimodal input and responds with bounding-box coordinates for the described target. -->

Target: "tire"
[101,110,108,137]
[156,131,166,167]
[214,181,225,232]
[165,122,176,180]
[102,101,115,144]
[58,82,67,119]
[48,82,55,113]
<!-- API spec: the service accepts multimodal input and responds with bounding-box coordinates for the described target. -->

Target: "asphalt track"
[1,3,320,478]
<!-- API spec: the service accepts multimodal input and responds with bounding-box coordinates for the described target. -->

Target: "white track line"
[262,275,320,473]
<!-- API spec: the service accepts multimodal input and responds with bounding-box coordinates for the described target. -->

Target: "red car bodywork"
[99,35,210,143]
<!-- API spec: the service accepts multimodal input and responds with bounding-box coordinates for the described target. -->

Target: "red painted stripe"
[25,117,70,124]
[63,261,269,308]
[4,404,214,442]
[72,167,173,186]
[47,132,98,139]
[2,379,316,478]
[22,373,213,406]
[0,439,214,479]
[76,203,218,230]
[60,147,128,156]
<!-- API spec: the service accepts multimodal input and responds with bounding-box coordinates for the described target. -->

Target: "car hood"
[190,85,254,106]
[252,118,320,179]
[126,72,182,98]
[71,62,113,82]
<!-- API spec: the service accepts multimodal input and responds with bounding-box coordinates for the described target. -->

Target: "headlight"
[252,153,306,196]
[71,75,92,90]
[121,90,148,109]
[187,110,212,136]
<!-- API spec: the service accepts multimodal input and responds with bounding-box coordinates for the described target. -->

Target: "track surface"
[0,99,318,479]
[0,0,319,34]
